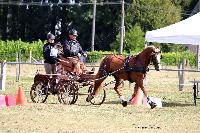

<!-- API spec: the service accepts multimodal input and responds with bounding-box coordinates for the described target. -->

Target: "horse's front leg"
[140,84,157,109]
[114,78,127,107]
[129,83,140,101]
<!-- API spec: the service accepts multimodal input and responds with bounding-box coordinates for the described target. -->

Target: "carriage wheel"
[69,83,79,104]
[88,85,106,105]
[30,81,49,103]
[57,81,78,104]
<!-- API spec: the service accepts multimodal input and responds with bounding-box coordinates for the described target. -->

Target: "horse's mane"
[139,45,155,55]
[144,45,155,51]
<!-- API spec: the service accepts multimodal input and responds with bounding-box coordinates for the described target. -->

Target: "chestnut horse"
[86,46,161,109]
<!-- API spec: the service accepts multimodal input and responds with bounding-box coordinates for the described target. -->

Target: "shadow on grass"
[162,101,194,107]
[76,103,93,107]
[48,102,59,105]
[75,101,120,106]
[103,100,121,105]
[46,99,196,107]
[103,101,195,107]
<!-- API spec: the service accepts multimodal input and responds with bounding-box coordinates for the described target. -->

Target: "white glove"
[50,48,58,57]
[83,53,87,57]
[77,53,82,57]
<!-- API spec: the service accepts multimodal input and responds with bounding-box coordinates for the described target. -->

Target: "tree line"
[0,0,197,52]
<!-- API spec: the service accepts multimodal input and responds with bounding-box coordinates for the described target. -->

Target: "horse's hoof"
[150,102,157,109]
[128,96,133,102]
[122,101,127,107]
[86,97,90,102]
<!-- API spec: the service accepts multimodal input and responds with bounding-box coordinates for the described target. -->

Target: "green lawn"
[0,64,200,133]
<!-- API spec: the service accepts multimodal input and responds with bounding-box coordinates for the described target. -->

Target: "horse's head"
[151,47,162,71]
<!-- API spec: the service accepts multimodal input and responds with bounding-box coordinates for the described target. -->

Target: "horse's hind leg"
[93,78,105,95]
[86,71,105,102]
[114,77,127,107]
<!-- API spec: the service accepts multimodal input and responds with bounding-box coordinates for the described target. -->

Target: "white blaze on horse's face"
[155,47,160,53]
[156,53,162,71]
[153,48,162,71]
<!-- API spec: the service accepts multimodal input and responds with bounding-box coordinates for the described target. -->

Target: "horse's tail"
[99,56,107,66]
[98,55,123,73]
[98,55,111,72]
[93,56,111,96]
[94,56,110,80]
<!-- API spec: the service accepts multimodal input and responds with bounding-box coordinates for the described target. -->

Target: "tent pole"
[197,45,200,70]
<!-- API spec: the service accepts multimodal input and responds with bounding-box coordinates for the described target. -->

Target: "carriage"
[30,46,161,109]
[30,56,106,105]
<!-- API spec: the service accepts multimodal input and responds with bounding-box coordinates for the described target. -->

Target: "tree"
[113,0,183,52]
[110,24,144,52]
[125,0,182,31]
[0,0,197,52]
[172,0,199,19]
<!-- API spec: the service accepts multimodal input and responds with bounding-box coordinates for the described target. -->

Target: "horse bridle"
[151,51,161,68]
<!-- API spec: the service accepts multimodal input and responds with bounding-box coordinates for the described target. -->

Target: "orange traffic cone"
[16,86,27,106]
[131,88,144,106]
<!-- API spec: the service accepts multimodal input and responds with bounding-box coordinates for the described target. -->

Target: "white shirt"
[50,47,58,57]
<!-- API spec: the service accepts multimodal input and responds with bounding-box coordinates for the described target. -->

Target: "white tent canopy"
[145,12,200,45]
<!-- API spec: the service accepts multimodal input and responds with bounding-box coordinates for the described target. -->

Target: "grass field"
[0,64,200,133]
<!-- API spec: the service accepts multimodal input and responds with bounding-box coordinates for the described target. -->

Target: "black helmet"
[68,29,78,36]
[47,33,55,40]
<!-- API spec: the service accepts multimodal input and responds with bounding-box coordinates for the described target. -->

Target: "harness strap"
[124,56,149,83]
[98,55,149,83]
[98,56,124,80]
[124,55,149,73]
[98,56,111,79]
[124,56,133,83]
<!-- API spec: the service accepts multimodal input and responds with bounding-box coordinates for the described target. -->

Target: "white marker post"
[0,61,7,91]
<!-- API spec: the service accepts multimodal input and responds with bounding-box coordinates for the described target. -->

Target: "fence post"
[0,61,7,91]
[29,50,32,63]
[178,59,180,79]
[197,45,200,70]
[16,52,20,82]
[178,58,186,91]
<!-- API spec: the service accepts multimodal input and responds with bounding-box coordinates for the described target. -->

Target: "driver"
[62,29,87,58]
[61,29,89,75]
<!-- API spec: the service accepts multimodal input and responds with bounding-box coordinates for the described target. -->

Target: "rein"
[95,64,125,81]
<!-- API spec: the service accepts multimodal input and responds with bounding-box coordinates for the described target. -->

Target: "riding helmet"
[68,29,78,36]
[47,33,55,40]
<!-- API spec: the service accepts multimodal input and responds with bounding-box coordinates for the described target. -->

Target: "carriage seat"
[58,56,94,76]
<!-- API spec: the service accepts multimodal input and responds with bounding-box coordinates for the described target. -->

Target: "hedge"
[0,39,43,62]
[161,51,196,66]
[0,40,196,66]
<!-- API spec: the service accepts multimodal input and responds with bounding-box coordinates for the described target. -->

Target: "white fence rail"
[0,59,199,91]
[0,61,6,90]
